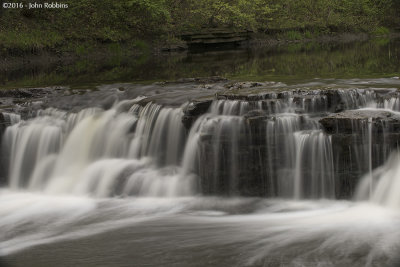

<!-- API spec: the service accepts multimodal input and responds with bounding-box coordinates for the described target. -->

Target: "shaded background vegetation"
[1,38,399,88]
[0,0,399,53]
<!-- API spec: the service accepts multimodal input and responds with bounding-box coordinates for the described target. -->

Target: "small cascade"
[348,118,375,177]
[2,112,21,125]
[297,95,328,113]
[293,130,335,199]
[210,100,251,116]
[320,108,399,198]
[181,97,335,198]
[383,97,400,110]
[336,88,400,111]
[3,116,65,188]
[265,114,302,197]
[146,106,186,165]
[262,114,334,198]
[210,116,243,194]
[338,89,377,109]
[2,103,192,197]
[186,115,246,195]
[355,153,400,210]
[128,102,186,165]
[257,99,285,114]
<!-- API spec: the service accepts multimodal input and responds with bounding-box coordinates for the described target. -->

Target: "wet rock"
[0,112,6,185]
[0,89,32,98]
[224,81,265,90]
[182,99,213,129]
[175,78,196,83]
[180,29,251,49]
[322,90,342,112]
[100,95,119,110]
[320,109,400,198]
[198,137,268,197]
[0,112,5,136]
[320,110,400,134]
[218,82,283,101]
[0,87,69,118]
[160,43,188,52]
[174,76,228,84]
[244,109,267,119]
[194,76,228,83]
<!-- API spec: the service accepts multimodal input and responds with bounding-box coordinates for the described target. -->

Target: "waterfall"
[182,114,246,195]
[210,100,250,116]
[4,86,400,200]
[2,102,192,197]
[293,130,335,199]
[1,96,337,199]
[128,102,186,165]
[265,114,301,197]
[355,153,400,210]
[337,88,400,111]
[2,112,21,125]
[262,115,334,198]
[3,116,65,188]
[179,97,335,198]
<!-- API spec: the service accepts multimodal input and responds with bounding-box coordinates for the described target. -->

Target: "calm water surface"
[0,38,399,88]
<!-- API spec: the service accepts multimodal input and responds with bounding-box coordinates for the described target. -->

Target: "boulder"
[182,99,213,129]
[320,109,400,198]
[320,109,400,134]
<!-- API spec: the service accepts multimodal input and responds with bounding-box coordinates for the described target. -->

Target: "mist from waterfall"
[356,152,400,210]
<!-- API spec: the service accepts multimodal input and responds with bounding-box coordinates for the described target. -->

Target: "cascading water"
[192,98,335,198]
[2,82,400,266]
[2,101,192,197]
[2,112,21,125]
[4,87,398,199]
[265,114,301,196]
[356,152,400,210]
[184,114,246,194]
[293,130,335,199]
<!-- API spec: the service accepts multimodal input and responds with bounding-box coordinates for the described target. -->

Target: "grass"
[0,28,64,51]
[372,26,390,36]
[285,30,304,41]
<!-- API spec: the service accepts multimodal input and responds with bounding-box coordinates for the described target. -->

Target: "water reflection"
[0,38,399,88]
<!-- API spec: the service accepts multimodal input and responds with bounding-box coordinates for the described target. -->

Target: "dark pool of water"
[0,38,399,89]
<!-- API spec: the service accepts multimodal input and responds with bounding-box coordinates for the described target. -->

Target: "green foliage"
[304,30,313,39]
[168,0,273,32]
[268,0,398,32]
[0,29,63,50]
[285,31,304,40]
[0,0,171,47]
[0,0,399,54]
[373,26,390,36]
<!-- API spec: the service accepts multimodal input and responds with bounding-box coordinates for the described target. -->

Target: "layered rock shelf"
[1,80,400,198]
[180,29,252,49]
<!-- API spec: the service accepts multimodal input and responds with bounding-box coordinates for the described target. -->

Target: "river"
[1,38,400,267]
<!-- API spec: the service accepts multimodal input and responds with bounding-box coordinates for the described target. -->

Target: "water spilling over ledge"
[2,80,400,199]
[1,78,400,266]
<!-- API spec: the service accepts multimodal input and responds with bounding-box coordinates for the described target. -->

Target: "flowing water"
[1,40,400,267]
